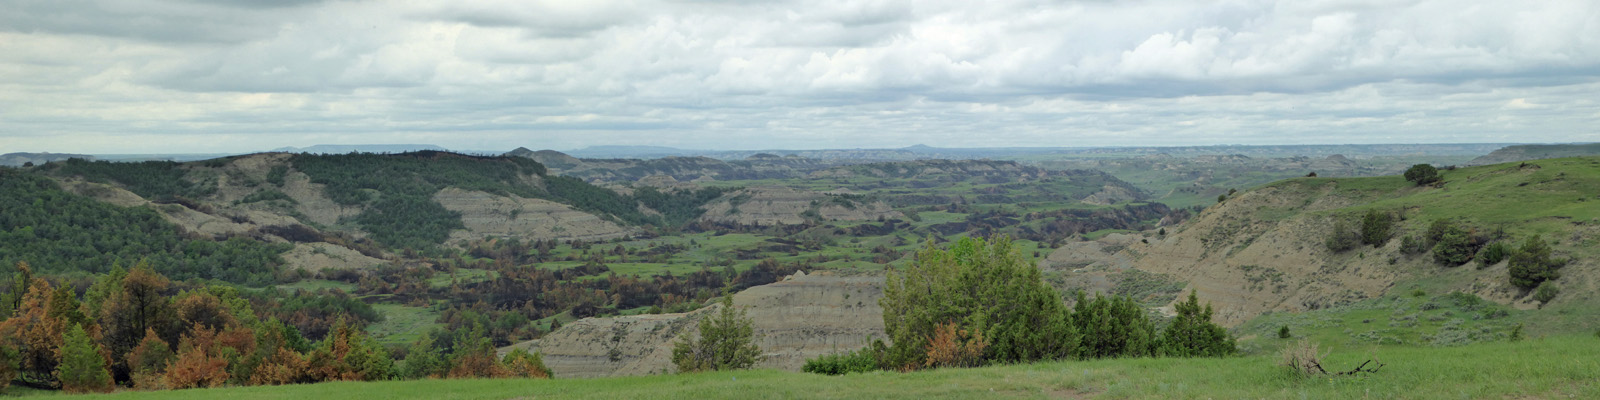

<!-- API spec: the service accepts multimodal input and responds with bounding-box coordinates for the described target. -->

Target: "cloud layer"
[2,0,1597,153]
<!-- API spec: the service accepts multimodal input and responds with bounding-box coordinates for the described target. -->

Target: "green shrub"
[1159,291,1235,357]
[1324,219,1359,252]
[1509,324,1525,342]
[1404,164,1441,186]
[1426,219,1454,243]
[266,165,289,186]
[1431,223,1475,266]
[672,295,762,373]
[881,236,1078,369]
[1278,326,1291,339]
[1400,235,1428,255]
[1533,283,1560,305]
[1360,210,1394,247]
[802,345,883,375]
[1478,242,1510,266]
[57,323,113,393]
[1073,291,1158,359]
[1509,235,1559,289]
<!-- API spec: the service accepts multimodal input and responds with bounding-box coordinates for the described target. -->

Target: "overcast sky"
[2,0,1598,154]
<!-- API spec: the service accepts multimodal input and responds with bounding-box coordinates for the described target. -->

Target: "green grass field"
[1263,157,1600,237]
[366,303,444,346]
[59,335,1600,399]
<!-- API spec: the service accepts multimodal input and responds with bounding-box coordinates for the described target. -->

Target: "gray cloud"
[1,0,1597,154]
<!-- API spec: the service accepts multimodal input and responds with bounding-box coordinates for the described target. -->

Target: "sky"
[1,0,1598,154]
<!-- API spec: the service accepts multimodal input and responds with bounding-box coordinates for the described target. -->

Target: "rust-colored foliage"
[250,347,309,385]
[446,341,510,379]
[923,322,988,369]
[176,292,237,333]
[126,328,173,390]
[163,325,229,389]
[306,318,389,381]
[100,262,177,382]
[501,348,552,379]
[0,278,64,384]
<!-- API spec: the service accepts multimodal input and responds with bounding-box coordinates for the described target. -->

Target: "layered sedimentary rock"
[508,272,887,377]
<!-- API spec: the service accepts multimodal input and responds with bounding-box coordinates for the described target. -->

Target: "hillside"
[29,152,729,252]
[1467,143,1600,166]
[1059,157,1600,334]
[506,271,884,378]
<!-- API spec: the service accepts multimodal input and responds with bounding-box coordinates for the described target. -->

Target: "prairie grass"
[63,335,1599,399]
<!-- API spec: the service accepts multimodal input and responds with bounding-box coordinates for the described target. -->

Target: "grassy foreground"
[64,335,1598,399]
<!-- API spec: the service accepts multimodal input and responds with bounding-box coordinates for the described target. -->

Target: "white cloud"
[1,0,1598,153]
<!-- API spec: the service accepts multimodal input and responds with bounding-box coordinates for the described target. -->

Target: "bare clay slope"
[699,187,902,226]
[512,271,886,378]
[1083,157,1600,326]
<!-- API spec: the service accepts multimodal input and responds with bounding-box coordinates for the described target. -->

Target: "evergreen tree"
[99,260,177,382]
[880,236,1077,369]
[1159,291,1235,357]
[1359,210,1393,247]
[446,326,508,378]
[0,262,33,321]
[126,328,174,389]
[1404,164,1441,185]
[164,325,230,389]
[57,324,113,393]
[47,284,90,330]
[245,319,310,386]
[306,317,392,381]
[399,332,447,379]
[1509,235,1560,289]
[672,294,761,372]
[0,343,18,392]
[0,278,64,385]
[1431,224,1475,266]
[1072,291,1157,359]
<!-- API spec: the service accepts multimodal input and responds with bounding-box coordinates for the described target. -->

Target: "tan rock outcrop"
[509,272,886,377]
[433,188,632,243]
[1083,184,1410,327]
[699,187,901,226]
[279,242,387,271]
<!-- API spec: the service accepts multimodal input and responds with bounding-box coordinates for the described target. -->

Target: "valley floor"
[64,335,1598,399]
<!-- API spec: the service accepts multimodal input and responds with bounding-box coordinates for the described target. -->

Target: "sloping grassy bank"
[69,335,1598,399]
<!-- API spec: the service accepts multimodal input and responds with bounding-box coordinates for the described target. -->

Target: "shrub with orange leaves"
[501,348,552,379]
[0,278,64,385]
[923,322,987,369]
[163,325,229,389]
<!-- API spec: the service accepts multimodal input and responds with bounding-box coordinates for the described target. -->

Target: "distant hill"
[504,147,583,169]
[0,152,93,166]
[272,144,448,154]
[1467,143,1600,165]
[566,145,690,158]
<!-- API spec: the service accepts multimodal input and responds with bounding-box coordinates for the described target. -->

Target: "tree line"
[0,261,550,394]
[0,168,291,286]
[805,236,1234,375]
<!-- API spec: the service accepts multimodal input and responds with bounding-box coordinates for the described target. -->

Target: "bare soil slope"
[510,271,886,377]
